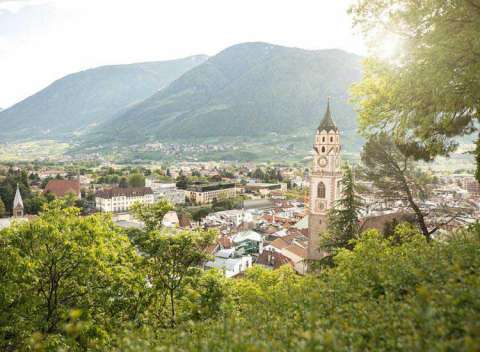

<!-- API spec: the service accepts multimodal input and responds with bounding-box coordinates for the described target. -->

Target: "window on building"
[317,182,326,198]
[321,146,325,153]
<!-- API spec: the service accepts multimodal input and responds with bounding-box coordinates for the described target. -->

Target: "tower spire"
[317,98,338,132]
[13,184,24,217]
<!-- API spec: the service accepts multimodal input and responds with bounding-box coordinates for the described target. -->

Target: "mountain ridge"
[92,42,362,145]
[0,55,209,141]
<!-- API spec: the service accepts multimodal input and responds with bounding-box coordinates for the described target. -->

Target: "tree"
[192,207,210,222]
[119,176,129,188]
[350,0,480,181]
[135,229,216,327]
[324,164,363,250]
[130,199,174,231]
[175,174,188,189]
[114,223,480,351]
[360,134,461,240]
[0,197,5,218]
[0,200,144,349]
[252,167,265,181]
[23,193,49,214]
[128,173,146,188]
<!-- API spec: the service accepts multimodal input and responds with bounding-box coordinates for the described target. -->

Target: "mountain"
[93,42,362,144]
[0,55,208,141]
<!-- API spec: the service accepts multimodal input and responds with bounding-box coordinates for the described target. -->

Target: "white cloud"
[0,0,365,108]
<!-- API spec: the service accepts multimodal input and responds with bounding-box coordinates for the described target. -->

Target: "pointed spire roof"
[13,184,24,209]
[317,98,338,132]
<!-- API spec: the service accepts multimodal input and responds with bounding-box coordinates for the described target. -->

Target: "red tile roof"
[44,180,80,198]
[269,238,289,250]
[218,235,233,249]
[283,244,308,259]
[256,250,292,269]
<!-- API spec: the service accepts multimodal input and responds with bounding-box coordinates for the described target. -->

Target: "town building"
[185,182,236,204]
[231,230,264,256]
[244,182,287,197]
[44,179,81,199]
[145,179,186,204]
[205,248,253,278]
[308,100,343,260]
[95,187,154,212]
[162,210,180,228]
[463,177,480,195]
[256,250,292,270]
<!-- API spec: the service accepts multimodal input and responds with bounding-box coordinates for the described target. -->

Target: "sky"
[0,0,366,109]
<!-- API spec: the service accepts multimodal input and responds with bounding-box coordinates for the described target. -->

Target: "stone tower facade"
[308,100,342,259]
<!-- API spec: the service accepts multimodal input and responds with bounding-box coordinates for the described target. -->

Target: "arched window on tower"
[321,146,325,153]
[317,182,326,198]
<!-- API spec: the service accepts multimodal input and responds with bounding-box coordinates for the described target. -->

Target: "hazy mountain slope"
[95,42,362,143]
[0,55,208,140]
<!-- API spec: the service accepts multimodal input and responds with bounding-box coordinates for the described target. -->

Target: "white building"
[205,248,253,278]
[203,209,253,227]
[162,211,180,228]
[145,179,186,204]
[95,187,154,212]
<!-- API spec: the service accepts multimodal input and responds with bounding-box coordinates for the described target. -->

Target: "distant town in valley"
[1,102,478,276]
[1,0,479,350]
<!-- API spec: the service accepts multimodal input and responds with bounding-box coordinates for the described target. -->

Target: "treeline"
[1,201,478,350]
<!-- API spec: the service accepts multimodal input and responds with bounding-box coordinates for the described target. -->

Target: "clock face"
[318,157,327,168]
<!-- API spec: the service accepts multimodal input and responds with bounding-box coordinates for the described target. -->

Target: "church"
[308,100,343,260]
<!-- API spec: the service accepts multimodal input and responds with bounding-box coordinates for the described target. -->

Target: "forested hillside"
[93,43,362,144]
[0,55,208,141]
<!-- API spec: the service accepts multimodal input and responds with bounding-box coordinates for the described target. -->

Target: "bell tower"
[308,99,342,259]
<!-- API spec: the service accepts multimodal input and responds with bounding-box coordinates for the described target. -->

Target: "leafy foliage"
[132,229,216,328]
[0,200,144,350]
[116,223,480,351]
[130,199,174,231]
[350,0,480,180]
[127,173,146,188]
[1,201,479,350]
[359,133,456,239]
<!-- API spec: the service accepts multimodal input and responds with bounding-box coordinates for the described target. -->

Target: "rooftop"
[96,187,153,199]
[44,179,80,198]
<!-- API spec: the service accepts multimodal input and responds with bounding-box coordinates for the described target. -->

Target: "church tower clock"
[308,99,343,259]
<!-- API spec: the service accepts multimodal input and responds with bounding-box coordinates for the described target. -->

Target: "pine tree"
[324,164,363,250]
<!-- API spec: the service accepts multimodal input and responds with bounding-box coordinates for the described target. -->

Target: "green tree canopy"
[0,200,144,350]
[350,0,480,180]
[130,199,174,231]
[134,229,216,327]
[324,163,364,250]
[128,173,146,188]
